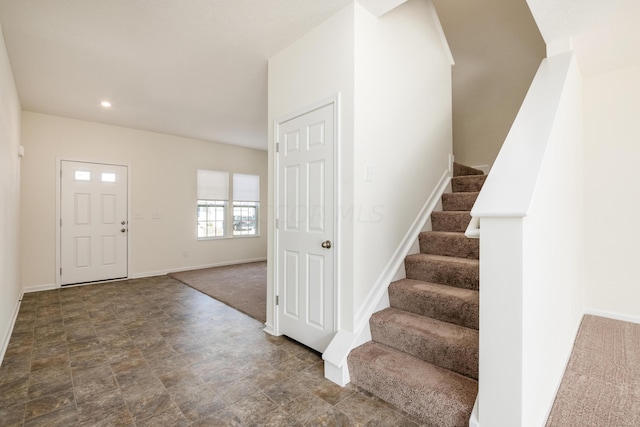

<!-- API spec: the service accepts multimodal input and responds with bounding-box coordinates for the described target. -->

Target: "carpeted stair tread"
[389,279,479,330]
[431,211,472,233]
[405,253,479,290]
[420,231,479,260]
[451,175,486,193]
[453,162,484,177]
[370,308,478,379]
[348,341,477,427]
[442,192,479,211]
[346,163,484,425]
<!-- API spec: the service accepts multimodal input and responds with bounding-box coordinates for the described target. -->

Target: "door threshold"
[61,277,128,287]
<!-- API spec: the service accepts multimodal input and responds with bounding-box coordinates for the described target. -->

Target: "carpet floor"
[546,314,640,426]
[169,262,267,323]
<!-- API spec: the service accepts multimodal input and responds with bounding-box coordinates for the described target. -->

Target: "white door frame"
[272,94,341,340]
[55,157,132,287]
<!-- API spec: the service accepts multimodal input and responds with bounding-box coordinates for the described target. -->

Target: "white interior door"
[60,161,128,285]
[276,102,335,353]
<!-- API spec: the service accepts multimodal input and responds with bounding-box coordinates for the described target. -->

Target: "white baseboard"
[534,312,584,427]
[131,257,267,279]
[22,258,268,294]
[0,291,23,366]
[469,396,479,427]
[584,307,640,325]
[322,168,452,383]
[263,324,276,335]
[353,168,451,331]
[23,283,58,293]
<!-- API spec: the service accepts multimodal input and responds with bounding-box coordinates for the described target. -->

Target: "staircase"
[348,163,486,427]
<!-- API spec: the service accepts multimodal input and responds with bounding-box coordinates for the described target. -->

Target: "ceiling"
[527,0,640,76]
[0,0,352,151]
[2,0,638,153]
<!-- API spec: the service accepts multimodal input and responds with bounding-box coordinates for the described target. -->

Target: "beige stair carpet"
[348,163,485,426]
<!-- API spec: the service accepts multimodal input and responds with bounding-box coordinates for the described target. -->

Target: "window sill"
[197,234,261,241]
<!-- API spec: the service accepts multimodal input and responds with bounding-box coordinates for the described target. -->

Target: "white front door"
[60,161,128,285]
[276,102,335,353]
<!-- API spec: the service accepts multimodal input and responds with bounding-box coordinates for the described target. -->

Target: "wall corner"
[356,0,408,18]
[547,37,573,58]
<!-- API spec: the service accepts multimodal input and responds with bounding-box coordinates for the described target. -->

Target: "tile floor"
[0,276,423,426]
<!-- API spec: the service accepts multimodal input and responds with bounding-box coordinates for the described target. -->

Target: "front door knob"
[321,240,332,249]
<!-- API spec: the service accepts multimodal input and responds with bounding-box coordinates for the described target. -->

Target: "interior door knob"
[321,240,332,249]
[121,228,126,233]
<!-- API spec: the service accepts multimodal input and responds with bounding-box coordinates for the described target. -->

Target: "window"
[233,201,258,235]
[197,170,229,238]
[232,174,260,236]
[74,170,91,181]
[101,172,116,182]
[197,200,226,238]
[196,170,260,239]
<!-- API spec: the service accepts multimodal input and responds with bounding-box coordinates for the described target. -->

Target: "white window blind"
[197,170,229,200]
[233,174,260,202]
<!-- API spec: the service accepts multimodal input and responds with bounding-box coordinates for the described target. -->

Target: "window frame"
[232,201,259,237]
[196,170,261,240]
[197,199,228,239]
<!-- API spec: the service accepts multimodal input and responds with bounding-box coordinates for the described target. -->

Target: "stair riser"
[348,342,477,427]
[420,232,479,260]
[442,192,478,211]
[431,212,471,232]
[349,364,469,427]
[389,281,479,330]
[452,175,486,192]
[370,313,478,379]
[405,258,478,290]
[453,162,484,177]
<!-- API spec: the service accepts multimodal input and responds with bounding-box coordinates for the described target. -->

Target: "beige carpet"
[546,315,640,426]
[168,261,267,323]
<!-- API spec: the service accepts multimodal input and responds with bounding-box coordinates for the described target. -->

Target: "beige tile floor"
[0,276,423,426]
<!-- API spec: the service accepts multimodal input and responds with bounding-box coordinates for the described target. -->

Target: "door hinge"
[275,219,279,229]
[60,267,62,276]
[276,295,279,306]
[60,218,62,227]
[276,143,280,153]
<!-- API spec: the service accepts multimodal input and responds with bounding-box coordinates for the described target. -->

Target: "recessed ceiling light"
[101,101,112,108]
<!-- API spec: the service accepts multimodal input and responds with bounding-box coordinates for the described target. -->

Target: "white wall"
[352,0,452,314]
[520,56,584,425]
[268,0,453,383]
[432,0,545,169]
[21,112,267,288]
[0,24,22,360]
[267,0,453,339]
[473,52,585,426]
[267,4,356,332]
[583,64,640,322]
